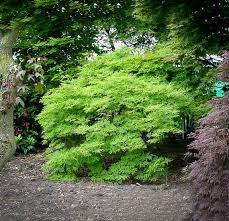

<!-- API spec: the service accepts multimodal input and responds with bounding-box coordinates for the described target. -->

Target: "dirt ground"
[0,155,192,221]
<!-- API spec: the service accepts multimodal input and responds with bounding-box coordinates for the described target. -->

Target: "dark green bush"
[38,49,205,182]
[14,90,43,154]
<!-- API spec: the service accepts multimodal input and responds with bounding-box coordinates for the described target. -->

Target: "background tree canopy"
[1,0,151,86]
[135,0,229,55]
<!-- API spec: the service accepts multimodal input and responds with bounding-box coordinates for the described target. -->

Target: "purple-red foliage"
[189,52,229,221]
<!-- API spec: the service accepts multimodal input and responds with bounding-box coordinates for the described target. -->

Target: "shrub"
[15,133,36,154]
[189,52,229,221]
[14,91,43,154]
[38,49,205,182]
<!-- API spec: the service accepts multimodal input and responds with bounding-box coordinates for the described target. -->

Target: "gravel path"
[0,155,192,221]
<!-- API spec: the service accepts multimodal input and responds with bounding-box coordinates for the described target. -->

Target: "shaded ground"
[0,155,192,221]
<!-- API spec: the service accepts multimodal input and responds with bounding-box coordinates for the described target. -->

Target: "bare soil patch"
[0,155,192,221]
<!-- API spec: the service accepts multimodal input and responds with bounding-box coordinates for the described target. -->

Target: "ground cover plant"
[38,49,205,183]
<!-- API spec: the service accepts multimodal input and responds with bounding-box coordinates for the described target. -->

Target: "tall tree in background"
[12,0,149,87]
[135,0,229,55]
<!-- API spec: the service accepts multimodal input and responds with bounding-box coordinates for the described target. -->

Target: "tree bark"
[104,27,116,51]
[0,29,18,171]
[0,107,15,170]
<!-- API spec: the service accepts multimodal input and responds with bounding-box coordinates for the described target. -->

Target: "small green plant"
[15,134,36,154]
[38,49,206,183]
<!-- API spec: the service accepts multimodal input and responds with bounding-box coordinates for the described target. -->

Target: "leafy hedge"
[38,49,205,182]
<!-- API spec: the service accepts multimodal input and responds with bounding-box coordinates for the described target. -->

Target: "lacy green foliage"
[38,49,205,183]
[78,47,216,99]
[90,151,173,183]
[44,149,172,183]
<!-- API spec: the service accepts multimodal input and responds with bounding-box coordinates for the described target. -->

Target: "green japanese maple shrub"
[38,49,203,182]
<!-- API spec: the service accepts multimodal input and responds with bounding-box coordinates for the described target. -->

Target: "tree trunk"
[0,30,18,171]
[104,27,116,51]
[0,107,16,170]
